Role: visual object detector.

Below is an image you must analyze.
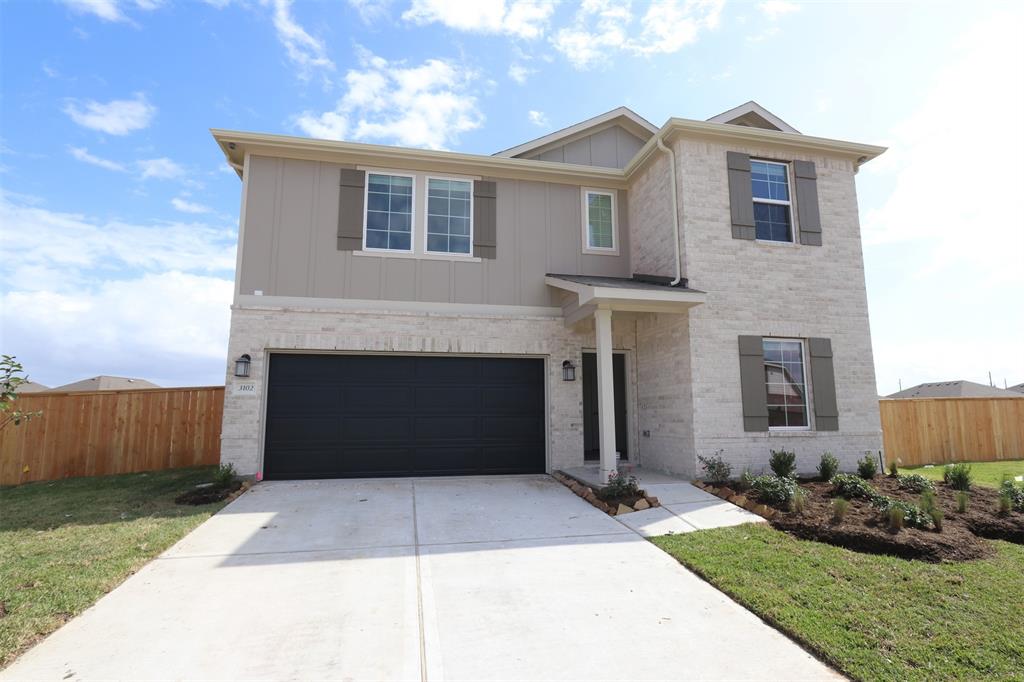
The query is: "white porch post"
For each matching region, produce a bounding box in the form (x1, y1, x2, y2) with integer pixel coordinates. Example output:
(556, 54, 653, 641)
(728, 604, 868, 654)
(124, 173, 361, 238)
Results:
(594, 307, 617, 484)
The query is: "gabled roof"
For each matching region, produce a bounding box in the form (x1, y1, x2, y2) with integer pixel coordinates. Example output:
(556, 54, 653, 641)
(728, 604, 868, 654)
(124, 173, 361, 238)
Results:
(51, 376, 161, 392)
(13, 380, 49, 394)
(1008, 382, 1024, 394)
(706, 101, 800, 134)
(493, 106, 658, 159)
(885, 380, 1022, 399)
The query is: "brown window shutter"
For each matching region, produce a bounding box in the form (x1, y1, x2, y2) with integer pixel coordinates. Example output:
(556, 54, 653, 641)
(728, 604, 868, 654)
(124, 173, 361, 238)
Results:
(738, 335, 769, 431)
(808, 337, 839, 430)
(793, 160, 822, 246)
(727, 152, 756, 240)
(473, 180, 497, 259)
(337, 169, 365, 251)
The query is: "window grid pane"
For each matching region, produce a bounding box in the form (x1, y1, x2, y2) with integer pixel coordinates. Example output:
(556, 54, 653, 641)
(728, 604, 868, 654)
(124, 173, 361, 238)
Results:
(427, 178, 472, 254)
(587, 193, 614, 249)
(750, 161, 792, 243)
(366, 173, 413, 251)
(763, 339, 808, 428)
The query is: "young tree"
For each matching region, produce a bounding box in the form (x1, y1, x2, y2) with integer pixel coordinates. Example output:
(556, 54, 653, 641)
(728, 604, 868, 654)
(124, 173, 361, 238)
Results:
(1, 355, 42, 431)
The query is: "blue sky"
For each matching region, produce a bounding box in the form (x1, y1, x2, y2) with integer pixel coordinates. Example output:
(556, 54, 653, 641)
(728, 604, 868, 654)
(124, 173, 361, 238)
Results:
(1, 0, 1021, 392)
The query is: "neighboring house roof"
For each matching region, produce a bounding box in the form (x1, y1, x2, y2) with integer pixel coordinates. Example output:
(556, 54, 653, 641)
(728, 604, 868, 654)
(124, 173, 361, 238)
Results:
(13, 380, 50, 393)
(51, 376, 161, 392)
(492, 106, 659, 159)
(1008, 382, 1024, 394)
(885, 380, 1022, 399)
(706, 101, 801, 134)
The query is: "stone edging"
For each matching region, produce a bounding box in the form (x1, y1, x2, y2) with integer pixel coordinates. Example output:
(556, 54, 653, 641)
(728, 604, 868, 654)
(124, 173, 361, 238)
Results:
(552, 471, 661, 516)
(691, 480, 777, 520)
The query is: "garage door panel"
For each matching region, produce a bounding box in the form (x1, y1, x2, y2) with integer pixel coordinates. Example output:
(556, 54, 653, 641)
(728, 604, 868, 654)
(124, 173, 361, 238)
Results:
(264, 354, 545, 479)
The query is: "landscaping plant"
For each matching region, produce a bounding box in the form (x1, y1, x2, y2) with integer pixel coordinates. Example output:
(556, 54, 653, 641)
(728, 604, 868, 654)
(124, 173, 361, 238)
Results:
(887, 457, 899, 477)
(887, 505, 905, 531)
(930, 508, 943, 532)
(997, 491, 1013, 516)
(769, 449, 797, 479)
(956, 491, 970, 513)
(817, 452, 839, 482)
(943, 462, 972, 491)
(788, 487, 807, 514)
(831, 497, 849, 523)
(0, 354, 42, 432)
(997, 479, 1024, 512)
(831, 473, 876, 500)
(750, 474, 797, 507)
(601, 471, 641, 500)
(697, 450, 732, 486)
(212, 463, 237, 488)
(857, 453, 878, 480)
(896, 473, 934, 494)
(872, 495, 931, 530)
(737, 469, 754, 492)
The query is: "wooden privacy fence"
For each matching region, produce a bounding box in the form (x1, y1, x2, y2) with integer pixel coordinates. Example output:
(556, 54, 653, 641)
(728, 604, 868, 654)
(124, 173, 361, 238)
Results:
(880, 397, 1024, 467)
(0, 386, 224, 486)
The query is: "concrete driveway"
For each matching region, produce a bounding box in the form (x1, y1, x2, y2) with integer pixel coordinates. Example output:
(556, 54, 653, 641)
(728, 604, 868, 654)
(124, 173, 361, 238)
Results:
(2, 476, 837, 681)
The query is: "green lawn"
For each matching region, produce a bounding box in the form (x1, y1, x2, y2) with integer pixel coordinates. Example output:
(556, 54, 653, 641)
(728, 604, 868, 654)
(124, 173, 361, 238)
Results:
(0, 467, 229, 668)
(901, 459, 1024, 489)
(653, 524, 1024, 682)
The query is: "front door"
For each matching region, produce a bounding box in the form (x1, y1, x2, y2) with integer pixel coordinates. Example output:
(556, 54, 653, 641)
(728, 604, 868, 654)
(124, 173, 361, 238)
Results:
(582, 352, 628, 461)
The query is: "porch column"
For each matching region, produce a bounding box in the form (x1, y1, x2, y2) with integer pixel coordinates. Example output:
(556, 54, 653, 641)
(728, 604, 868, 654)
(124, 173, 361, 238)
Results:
(594, 308, 617, 484)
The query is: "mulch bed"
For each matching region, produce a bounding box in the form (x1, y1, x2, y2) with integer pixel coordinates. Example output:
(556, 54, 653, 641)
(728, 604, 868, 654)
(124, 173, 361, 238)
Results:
(747, 476, 1023, 563)
(552, 470, 660, 515)
(174, 480, 243, 506)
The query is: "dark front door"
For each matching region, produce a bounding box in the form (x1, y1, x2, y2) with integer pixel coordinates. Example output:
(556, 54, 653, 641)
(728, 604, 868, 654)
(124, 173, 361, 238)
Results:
(263, 354, 546, 479)
(582, 352, 628, 461)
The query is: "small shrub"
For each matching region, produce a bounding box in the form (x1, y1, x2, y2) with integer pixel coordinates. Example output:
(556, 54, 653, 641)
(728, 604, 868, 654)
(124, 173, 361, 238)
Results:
(831, 473, 876, 500)
(831, 497, 849, 523)
(897, 473, 935, 494)
(737, 469, 755, 492)
(918, 489, 937, 516)
(817, 452, 839, 482)
(769, 449, 797, 479)
(788, 487, 808, 513)
(887, 505, 905, 531)
(871, 495, 931, 529)
(956, 491, 970, 514)
(887, 457, 900, 477)
(751, 474, 797, 507)
(930, 508, 944, 532)
(212, 463, 237, 488)
(697, 450, 732, 486)
(997, 491, 1013, 516)
(856, 453, 878, 480)
(601, 471, 640, 500)
(943, 462, 972, 491)
(997, 479, 1024, 512)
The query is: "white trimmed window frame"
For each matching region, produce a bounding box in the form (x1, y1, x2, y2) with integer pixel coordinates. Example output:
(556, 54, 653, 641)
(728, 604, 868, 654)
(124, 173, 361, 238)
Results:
(763, 337, 812, 432)
(362, 169, 417, 254)
(750, 159, 796, 245)
(423, 175, 475, 258)
(581, 188, 619, 255)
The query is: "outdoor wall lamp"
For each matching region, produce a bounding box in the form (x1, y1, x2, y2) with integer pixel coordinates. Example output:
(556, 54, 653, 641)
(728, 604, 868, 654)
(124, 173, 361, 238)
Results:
(234, 354, 251, 378)
(562, 360, 576, 382)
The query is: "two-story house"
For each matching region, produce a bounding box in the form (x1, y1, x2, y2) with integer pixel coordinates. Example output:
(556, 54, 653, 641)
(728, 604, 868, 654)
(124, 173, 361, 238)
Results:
(213, 101, 885, 484)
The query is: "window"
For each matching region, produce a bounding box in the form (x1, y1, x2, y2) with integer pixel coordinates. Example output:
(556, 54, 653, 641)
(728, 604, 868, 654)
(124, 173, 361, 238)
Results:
(750, 160, 792, 242)
(365, 173, 414, 251)
(763, 339, 809, 429)
(426, 177, 473, 255)
(582, 189, 617, 253)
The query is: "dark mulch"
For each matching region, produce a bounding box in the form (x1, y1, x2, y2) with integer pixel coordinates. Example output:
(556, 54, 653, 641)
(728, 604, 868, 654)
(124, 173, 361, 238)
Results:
(748, 475, 1023, 562)
(174, 480, 241, 506)
(594, 490, 648, 507)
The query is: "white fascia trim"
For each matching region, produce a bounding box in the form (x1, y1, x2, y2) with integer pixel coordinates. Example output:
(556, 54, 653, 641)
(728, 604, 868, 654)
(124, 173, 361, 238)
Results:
(543, 277, 706, 306)
(235, 294, 562, 319)
(493, 107, 658, 158)
(707, 101, 800, 134)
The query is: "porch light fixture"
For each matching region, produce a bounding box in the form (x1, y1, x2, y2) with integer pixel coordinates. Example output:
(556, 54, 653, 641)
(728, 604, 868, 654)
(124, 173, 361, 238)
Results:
(234, 354, 251, 378)
(562, 360, 576, 382)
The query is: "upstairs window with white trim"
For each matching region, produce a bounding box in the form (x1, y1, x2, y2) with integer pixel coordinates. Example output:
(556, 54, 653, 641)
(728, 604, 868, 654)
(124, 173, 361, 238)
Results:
(582, 189, 617, 253)
(751, 160, 793, 243)
(365, 173, 414, 252)
(426, 177, 473, 255)
(763, 338, 809, 429)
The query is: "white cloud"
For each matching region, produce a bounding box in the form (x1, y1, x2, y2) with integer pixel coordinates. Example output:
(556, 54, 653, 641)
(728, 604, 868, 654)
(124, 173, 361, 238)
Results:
(68, 146, 127, 172)
(758, 0, 799, 20)
(348, 0, 392, 23)
(63, 93, 156, 135)
(171, 197, 212, 214)
(552, 0, 723, 69)
(403, 0, 555, 39)
(267, 0, 335, 81)
(295, 50, 483, 150)
(527, 109, 548, 127)
(508, 62, 535, 84)
(0, 190, 236, 386)
(138, 157, 185, 180)
(860, 10, 1024, 393)
(60, 0, 162, 23)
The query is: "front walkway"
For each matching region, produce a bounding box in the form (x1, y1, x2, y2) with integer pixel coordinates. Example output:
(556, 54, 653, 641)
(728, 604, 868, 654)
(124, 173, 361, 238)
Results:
(2, 476, 836, 681)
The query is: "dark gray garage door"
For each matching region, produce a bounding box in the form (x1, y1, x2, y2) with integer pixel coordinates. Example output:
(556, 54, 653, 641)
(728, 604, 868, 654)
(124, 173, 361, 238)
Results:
(263, 354, 546, 479)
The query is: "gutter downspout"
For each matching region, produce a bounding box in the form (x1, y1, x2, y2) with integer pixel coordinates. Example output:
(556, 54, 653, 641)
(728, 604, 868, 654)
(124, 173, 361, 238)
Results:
(655, 137, 683, 286)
